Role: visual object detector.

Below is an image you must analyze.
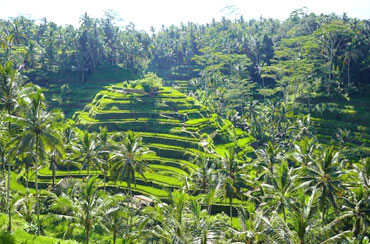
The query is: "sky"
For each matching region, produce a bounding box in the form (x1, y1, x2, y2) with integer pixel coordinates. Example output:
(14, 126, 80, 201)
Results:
(1, 0, 370, 31)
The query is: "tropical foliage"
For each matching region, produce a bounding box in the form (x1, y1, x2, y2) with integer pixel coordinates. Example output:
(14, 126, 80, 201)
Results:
(0, 9, 370, 244)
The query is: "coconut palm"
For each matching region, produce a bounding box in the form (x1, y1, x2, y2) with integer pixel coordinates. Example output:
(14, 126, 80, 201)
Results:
(190, 156, 216, 194)
(13, 192, 36, 225)
(236, 203, 267, 244)
(290, 188, 352, 244)
(299, 147, 347, 224)
(75, 176, 108, 244)
(0, 130, 7, 181)
(188, 198, 226, 244)
(141, 189, 226, 243)
(97, 126, 114, 191)
(51, 177, 108, 243)
(61, 120, 80, 177)
(78, 130, 102, 179)
(337, 186, 370, 242)
(218, 148, 247, 226)
(100, 193, 131, 244)
(343, 43, 359, 88)
(0, 178, 6, 213)
(292, 136, 317, 167)
(352, 158, 370, 189)
(261, 161, 297, 221)
(201, 173, 224, 215)
(255, 141, 283, 184)
(49, 146, 64, 189)
(9, 89, 65, 235)
(49, 178, 81, 240)
(109, 130, 153, 196)
(0, 60, 29, 232)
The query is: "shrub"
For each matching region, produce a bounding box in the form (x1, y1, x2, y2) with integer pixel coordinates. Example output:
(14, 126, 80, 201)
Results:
(139, 72, 163, 94)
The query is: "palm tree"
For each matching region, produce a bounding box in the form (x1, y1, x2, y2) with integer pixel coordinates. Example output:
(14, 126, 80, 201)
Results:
(290, 188, 352, 244)
(109, 131, 153, 196)
(343, 43, 359, 88)
(201, 173, 224, 215)
(7, 19, 28, 46)
(338, 186, 370, 242)
(243, 99, 260, 136)
(190, 156, 215, 194)
(51, 177, 108, 244)
(100, 193, 130, 244)
(292, 136, 317, 167)
(13, 192, 36, 225)
(255, 141, 283, 184)
(61, 120, 80, 177)
(236, 203, 271, 244)
(141, 190, 226, 243)
(50, 146, 64, 189)
(78, 130, 102, 179)
(97, 126, 114, 191)
(141, 196, 191, 243)
(218, 148, 246, 226)
(0, 60, 26, 232)
(188, 198, 225, 244)
(79, 176, 107, 244)
(299, 147, 347, 224)
(0, 130, 7, 180)
(352, 158, 370, 189)
(49, 178, 82, 240)
(261, 161, 297, 221)
(10, 89, 65, 235)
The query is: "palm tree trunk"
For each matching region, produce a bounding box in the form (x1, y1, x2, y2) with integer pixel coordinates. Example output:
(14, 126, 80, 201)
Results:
(87, 161, 90, 179)
(86, 213, 90, 244)
(52, 163, 55, 189)
(86, 226, 90, 244)
(26, 164, 29, 190)
(7, 156, 11, 232)
(113, 229, 117, 244)
(229, 193, 233, 227)
(81, 70, 85, 83)
(35, 136, 41, 236)
(1, 155, 5, 179)
(327, 57, 332, 96)
(7, 109, 11, 233)
(103, 172, 106, 191)
(347, 58, 350, 88)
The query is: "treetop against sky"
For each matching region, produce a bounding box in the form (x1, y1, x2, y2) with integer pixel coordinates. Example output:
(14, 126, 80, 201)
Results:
(1, 0, 370, 31)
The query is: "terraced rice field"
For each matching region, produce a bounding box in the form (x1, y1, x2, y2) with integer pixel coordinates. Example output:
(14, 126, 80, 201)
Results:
(38, 80, 254, 205)
(307, 96, 370, 159)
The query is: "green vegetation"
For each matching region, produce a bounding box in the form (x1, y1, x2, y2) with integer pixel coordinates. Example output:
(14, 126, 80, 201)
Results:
(1, 9, 370, 244)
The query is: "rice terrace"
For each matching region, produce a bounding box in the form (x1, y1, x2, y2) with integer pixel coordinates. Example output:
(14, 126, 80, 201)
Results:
(0, 2, 370, 243)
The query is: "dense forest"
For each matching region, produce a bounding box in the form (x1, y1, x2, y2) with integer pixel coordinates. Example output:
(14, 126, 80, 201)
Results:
(1, 9, 370, 244)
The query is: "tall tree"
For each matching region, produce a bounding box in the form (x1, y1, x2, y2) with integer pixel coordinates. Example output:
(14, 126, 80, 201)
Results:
(299, 147, 347, 224)
(0, 60, 24, 232)
(110, 131, 153, 196)
(78, 130, 102, 179)
(218, 149, 246, 226)
(10, 89, 65, 235)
